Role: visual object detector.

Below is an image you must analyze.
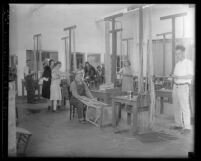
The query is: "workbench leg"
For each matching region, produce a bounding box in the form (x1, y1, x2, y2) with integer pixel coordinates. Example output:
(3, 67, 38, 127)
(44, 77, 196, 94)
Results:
(117, 103, 122, 125)
(118, 104, 121, 119)
(127, 112, 131, 125)
(160, 97, 164, 114)
(22, 82, 24, 98)
(100, 107, 103, 128)
(131, 107, 138, 135)
(112, 100, 116, 128)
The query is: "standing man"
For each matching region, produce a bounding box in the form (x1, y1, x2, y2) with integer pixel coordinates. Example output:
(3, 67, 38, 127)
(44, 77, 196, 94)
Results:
(171, 45, 194, 134)
(24, 59, 36, 103)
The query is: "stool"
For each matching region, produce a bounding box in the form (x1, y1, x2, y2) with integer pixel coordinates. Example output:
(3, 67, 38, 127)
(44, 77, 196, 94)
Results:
(16, 127, 32, 156)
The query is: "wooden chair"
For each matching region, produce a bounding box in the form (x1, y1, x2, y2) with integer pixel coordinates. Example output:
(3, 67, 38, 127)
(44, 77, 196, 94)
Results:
(69, 91, 86, 120)
(16, 127, 32, 156)
(16, 106, 19, 126)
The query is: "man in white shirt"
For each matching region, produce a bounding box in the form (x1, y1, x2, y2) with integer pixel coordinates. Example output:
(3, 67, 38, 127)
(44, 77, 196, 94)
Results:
(171, 45, 194, 135)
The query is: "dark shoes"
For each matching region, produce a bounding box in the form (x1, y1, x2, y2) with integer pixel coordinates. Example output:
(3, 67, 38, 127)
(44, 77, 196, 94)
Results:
(78, 118, 87, 124)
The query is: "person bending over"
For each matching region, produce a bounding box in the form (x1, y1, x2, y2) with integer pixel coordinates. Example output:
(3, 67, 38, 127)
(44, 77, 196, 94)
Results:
(70, 72, 94, 123)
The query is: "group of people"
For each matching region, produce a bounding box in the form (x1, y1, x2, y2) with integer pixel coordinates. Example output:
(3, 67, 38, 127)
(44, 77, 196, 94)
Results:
(24, 44, 194, 131)
(24, 59, 104, 121)
(117, 45, 194, 134)
(41, 59, 96, 123)
(74, 62, 105, 89)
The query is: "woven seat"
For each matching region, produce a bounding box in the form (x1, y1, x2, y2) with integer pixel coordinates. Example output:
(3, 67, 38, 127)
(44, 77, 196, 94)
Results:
(16, 127, 32, 156)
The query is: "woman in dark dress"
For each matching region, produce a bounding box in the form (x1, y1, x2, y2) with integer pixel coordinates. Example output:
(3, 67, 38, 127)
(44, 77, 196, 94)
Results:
(42, 59, 55, 109)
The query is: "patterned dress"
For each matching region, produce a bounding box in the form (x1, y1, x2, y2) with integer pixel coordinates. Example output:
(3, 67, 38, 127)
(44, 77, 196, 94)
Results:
(50, 68, 62, 101)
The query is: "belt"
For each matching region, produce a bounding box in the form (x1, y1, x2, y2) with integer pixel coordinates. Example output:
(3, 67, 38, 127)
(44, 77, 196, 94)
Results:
(174, 82, 190, 86)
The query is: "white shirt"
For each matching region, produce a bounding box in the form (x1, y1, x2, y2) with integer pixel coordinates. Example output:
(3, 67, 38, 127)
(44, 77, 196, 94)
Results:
(173, 58, 194, 84)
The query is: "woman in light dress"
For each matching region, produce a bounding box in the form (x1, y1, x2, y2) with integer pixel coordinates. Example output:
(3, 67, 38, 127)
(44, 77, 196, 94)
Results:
(118, 60, 134, 94)
(118, 60, 134, 125)
(50, 61, 67, 112)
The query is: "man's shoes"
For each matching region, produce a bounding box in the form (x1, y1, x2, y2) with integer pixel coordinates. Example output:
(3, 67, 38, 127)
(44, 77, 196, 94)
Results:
(79, 118, 87, 124)
(170, 126, 183, 130)
(180, 129, 191, 135)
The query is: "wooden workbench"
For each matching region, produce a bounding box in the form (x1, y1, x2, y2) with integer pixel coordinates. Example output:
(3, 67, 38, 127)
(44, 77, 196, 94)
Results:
(112, 95, 150, 135)
(90, 88, 122, 104)
(155, 89, 172, 114)
(78, 96, 109, 127)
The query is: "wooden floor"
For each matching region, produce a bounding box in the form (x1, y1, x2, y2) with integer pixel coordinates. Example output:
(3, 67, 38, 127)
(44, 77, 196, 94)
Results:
(16, 96, 194, 157)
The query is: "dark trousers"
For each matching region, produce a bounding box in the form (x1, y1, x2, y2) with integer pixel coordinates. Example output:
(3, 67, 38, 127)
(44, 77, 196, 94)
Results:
(70, 96, 86, 119)
(25, 75, 35, 103)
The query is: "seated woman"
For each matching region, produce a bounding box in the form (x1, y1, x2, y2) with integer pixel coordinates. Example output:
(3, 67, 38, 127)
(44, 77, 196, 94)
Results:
(70, 72, 94, 123)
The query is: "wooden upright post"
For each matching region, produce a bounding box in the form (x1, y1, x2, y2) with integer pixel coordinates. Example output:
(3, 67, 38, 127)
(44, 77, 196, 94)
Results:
(160, 12, 187, 73)
(111, 19, 117, 83)
(104, 13, 123, 85)
(33, 34, 42, 81)
(61, 36, 69, 77)
(104, 20, 111, 83)
(138, 7, 144, 93)
(64, 25, 76, 72)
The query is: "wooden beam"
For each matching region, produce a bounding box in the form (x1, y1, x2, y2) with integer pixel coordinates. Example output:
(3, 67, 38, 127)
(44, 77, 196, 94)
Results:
(33, 33, 42, 38)
(109, 28, 123, 33)
(61, 36, 69, 40)
(160, 12, 187, 20)
(104, 13, 123, 21)
(122, 37, 133, 41)
(156, 32, 172, 37)
(64, 25, 76, 31)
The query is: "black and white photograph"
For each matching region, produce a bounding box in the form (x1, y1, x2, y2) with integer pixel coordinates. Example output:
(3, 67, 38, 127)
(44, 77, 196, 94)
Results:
(7, 4, 195, 157)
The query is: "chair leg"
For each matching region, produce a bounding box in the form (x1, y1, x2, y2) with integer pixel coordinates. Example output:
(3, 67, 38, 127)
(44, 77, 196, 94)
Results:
(73, 106, 75, 118)
(23, 134, 31, 155)
(70, 105, 72, 120)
